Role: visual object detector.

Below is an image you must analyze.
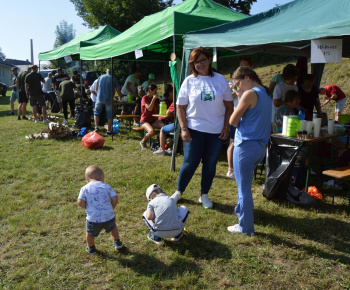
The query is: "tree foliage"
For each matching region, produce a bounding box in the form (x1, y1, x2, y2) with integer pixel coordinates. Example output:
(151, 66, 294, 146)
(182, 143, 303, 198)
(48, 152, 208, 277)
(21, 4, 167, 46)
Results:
(70, 0, 173, 32)
(214, 0, 257, 15)
(54, 20, 76, 48)
(0, 47, 6, 61)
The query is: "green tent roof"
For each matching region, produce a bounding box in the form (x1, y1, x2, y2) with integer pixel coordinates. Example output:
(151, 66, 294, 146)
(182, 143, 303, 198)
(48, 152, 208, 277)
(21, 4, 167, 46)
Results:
(183, 0, 350, 57)
(38, 25, 121, 61)
(80, 0, 247, 61)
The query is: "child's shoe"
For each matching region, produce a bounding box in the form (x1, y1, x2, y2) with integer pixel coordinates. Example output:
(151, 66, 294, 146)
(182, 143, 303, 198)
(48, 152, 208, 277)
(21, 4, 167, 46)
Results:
(86, 245, 96, 255)
(114, 240, 124, 250)
(147, 232, 164, 244)
(171, 190, 182, 203)
(171, 231, 183, 242)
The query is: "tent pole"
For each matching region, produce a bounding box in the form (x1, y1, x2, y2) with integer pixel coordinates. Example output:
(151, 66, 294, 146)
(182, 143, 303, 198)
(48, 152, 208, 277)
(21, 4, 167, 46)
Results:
(170, 34, 177, 171)
(79, 59, 83, 104)
(111, 57, 114, 141)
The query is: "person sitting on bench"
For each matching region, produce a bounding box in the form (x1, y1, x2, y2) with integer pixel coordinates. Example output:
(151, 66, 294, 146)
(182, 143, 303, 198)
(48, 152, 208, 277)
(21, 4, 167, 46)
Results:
(139, 84, 164, 149)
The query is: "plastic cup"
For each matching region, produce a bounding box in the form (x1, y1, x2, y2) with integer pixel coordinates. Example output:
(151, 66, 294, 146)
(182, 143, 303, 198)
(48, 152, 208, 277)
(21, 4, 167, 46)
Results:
(306, 121, 313, 135)
(313, 118, 322, 137)
(282, 115, 289, 135)
(328, 119, 335, 134)
(299, 120, 307, 131)
(313, 113, 318, 120)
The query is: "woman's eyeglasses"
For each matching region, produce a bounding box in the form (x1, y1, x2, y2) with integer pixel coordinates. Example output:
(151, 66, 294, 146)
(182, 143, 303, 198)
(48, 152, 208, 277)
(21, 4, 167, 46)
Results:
(194, 58, 208, 66)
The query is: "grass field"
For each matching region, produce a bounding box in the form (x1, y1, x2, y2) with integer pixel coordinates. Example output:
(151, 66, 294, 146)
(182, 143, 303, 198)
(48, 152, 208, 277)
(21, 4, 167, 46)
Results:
(1, 62, 350, 288)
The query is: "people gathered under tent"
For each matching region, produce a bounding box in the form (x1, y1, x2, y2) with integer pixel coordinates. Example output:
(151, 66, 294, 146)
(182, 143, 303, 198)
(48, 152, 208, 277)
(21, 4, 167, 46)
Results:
(272, 64, 299, 124)
(139, 84, 164, 149)
(274, 90, 305, 133)
(319, 84, 347, 122)
(141, 74, 156, 93)
(298, 74, 323, 121)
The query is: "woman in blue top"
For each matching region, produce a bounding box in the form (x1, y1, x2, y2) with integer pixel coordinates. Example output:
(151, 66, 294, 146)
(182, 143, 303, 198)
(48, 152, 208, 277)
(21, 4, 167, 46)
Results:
(228, 66, 272, 235)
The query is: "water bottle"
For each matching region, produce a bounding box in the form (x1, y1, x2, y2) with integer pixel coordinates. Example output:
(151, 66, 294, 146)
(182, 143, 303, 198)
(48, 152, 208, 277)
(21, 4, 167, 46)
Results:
(112, 119, 119, 134)
(159, 102, 167, 115)
(298, 109, 305, 120)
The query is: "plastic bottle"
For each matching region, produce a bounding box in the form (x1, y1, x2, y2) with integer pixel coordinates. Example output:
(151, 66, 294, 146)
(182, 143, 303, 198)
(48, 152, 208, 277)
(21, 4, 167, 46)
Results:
(298, 109, 305, 120)
(112, 119, 119, 134)
(159, 102, 167, 115)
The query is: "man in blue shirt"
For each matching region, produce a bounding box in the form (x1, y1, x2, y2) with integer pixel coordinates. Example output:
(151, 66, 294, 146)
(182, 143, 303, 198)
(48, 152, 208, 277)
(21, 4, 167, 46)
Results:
(94, 69, 122, 134)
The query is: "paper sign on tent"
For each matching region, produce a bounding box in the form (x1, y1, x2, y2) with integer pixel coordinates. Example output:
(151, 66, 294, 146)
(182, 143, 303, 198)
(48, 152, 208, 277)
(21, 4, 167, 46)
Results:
(311, 39, 342, 63)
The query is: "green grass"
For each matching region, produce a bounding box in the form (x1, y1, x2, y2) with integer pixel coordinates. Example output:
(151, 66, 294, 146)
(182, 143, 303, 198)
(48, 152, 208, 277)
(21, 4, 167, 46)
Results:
(1, 61, 350, 288)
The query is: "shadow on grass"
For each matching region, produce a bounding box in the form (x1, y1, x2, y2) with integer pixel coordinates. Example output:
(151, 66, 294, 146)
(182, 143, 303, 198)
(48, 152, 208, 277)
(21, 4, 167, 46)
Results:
(255, 208, 350, 264)
(96, 233, 232, 279)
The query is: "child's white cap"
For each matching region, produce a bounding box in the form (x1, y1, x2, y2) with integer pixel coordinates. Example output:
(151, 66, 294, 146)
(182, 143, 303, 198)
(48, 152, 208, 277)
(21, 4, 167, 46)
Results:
(146, 184, 162, 200)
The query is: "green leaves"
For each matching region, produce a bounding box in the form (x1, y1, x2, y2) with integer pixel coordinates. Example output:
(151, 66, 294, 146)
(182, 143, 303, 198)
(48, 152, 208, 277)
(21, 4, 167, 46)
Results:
(70, 0, 174, 32)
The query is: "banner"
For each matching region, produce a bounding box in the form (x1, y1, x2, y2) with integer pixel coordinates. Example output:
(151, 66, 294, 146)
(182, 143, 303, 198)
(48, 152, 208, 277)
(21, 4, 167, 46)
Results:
(311, 39, 342, 63)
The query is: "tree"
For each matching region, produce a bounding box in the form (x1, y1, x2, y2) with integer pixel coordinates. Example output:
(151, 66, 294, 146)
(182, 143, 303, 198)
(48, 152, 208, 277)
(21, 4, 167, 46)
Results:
(213, 0, 257, 15)
(70, 0, 173, 32)
(54, 20, 76, 48)
(0, 47, 6, 61)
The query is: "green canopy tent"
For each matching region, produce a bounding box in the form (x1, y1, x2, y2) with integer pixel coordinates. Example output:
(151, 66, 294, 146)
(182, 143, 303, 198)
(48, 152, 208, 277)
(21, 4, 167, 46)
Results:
(78, 0, 247, 166)
(181, 0, 350, 83)
(79, 0, 247, 62)
(38, 25, 121, 61)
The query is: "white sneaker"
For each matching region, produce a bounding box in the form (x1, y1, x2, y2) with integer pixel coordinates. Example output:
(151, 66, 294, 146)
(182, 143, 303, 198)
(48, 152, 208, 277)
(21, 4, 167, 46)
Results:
(227, 224, 254, 235)
(226, 169, 235, 180)
(199, 194, 213, 209)
(140, 141, 147, 149)
(62, 120, 68, 124)
(119, 121, 124, 126)
(133, 122, 139, 126)
(35, 120, 39, 124)
(153, 149, 165, 155)
(43, 119, 50, 123)
(171, 191, 182, 203)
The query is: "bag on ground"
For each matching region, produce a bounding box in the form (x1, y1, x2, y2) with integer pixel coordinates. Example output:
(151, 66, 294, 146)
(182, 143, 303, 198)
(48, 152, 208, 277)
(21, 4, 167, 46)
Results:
(81, 131, 105, 149)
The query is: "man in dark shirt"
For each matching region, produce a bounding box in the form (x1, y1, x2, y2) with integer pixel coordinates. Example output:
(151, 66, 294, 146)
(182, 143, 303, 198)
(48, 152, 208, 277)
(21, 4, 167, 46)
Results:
(52, 67, 68, 113)
(8, 67, 18, 116)
(59, 76, 80, 124)
(16, 66, 32, 120)
(25, 65, 49, 123)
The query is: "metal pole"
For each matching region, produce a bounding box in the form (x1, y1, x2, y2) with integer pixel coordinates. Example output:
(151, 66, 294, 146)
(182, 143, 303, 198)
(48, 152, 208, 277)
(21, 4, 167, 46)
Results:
(111, 57, 114, 141)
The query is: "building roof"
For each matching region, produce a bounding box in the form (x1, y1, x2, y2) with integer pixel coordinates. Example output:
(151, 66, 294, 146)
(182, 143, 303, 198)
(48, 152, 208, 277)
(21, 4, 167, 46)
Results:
(0, 59, 14, 68)
(5, 58, 31, 66)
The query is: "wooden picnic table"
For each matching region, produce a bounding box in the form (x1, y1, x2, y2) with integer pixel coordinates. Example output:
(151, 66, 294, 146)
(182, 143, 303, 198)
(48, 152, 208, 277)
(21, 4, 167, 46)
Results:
(116, 114, 140, 132)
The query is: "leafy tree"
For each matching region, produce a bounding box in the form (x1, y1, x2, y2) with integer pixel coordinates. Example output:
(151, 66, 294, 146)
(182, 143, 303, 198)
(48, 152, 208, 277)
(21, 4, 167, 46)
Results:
(211, 0, 257, 15)
(0, 47, 6, 61)
(54, 20, 76, 48)
(70, 0, 173, 32)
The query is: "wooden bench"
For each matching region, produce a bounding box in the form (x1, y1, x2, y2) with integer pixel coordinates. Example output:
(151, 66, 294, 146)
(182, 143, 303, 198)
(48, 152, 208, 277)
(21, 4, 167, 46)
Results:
(322, 166, 350, 211)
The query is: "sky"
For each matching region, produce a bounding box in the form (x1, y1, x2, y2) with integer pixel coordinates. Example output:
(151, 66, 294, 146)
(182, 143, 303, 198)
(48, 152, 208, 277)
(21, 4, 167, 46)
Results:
(1, 0, 293, 65)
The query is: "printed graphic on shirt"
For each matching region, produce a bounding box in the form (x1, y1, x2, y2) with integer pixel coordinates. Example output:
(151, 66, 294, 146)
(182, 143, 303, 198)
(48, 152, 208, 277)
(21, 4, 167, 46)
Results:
(201, 88, 215, 101)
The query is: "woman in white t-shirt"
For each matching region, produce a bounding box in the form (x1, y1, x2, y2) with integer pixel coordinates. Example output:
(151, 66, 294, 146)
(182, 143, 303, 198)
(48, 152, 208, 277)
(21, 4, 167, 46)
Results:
(171, 47, 234, 209)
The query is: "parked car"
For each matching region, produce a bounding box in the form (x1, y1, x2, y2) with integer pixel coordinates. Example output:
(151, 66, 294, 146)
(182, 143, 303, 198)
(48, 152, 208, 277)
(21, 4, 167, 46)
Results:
(82, 71, 102, 89)
(0, 82, 7, 97)
(38, 69, 67, 80)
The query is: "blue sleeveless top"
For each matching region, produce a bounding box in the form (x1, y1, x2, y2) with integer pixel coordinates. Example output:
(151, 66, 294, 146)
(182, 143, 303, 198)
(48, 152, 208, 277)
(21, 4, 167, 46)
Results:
(234, 87, 272, 146)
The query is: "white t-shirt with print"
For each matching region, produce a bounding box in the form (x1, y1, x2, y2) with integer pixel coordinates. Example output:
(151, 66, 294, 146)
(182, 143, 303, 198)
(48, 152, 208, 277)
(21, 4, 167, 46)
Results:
(121, 74, 140, 96)
(78, 181, 117, 223)
(177, 72, 232, 134)
(271, 81, 298, 122)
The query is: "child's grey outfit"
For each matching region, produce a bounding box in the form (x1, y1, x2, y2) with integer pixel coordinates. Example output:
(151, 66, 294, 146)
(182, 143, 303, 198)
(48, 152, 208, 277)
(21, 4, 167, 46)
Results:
(142, 193, 189, 238)
(78, 181, 117, 236)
